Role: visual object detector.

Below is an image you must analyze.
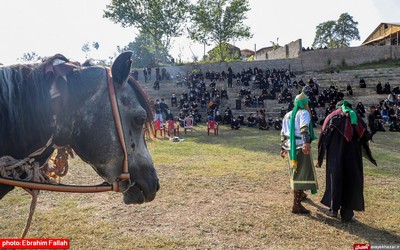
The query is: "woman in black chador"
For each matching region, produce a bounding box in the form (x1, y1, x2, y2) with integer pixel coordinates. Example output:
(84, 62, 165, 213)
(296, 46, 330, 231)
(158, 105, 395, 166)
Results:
(316, 100, 377, 222)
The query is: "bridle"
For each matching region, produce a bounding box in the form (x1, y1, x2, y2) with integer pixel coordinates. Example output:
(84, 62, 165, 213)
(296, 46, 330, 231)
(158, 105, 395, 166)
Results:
(0, 67, 132, 193)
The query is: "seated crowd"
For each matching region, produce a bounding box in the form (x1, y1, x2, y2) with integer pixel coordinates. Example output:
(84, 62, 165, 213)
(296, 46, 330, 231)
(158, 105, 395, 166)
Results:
(149, 66, 400, 136)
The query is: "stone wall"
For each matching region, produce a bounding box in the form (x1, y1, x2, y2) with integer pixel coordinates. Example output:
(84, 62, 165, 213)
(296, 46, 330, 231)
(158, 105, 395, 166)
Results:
(265, 39, 302, 60)
(287, 39, 302, 58)
(160, 45, 400, 78)
(299, 46, 400, 71)
(267, 46, 287, 60)
(162, 58, 303, 79)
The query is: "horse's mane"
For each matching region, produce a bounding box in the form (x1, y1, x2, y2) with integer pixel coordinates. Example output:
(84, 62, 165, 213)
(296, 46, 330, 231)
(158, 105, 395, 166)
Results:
(0, 55, 68, 156)
(128, 77, 154, 130)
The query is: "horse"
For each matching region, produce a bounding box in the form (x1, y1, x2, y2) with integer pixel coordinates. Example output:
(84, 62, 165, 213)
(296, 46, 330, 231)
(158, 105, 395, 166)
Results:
(0, 51, 159, 210)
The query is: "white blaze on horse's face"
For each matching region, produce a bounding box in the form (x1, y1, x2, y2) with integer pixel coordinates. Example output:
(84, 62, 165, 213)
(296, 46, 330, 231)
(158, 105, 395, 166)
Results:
(64, 52, 159, 204)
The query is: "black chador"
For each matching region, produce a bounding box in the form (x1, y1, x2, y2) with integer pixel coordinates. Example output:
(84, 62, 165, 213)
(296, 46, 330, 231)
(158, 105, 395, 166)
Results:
(317, 106, 376, 222)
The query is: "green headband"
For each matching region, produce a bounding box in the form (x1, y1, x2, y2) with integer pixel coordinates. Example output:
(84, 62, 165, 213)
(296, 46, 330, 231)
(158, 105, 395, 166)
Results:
(341, 100, 357, 124)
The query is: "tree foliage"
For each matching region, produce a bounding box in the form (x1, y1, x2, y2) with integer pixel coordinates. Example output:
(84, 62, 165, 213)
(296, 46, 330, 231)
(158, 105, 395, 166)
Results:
(18, 52, 42, 62)
(118, 32, 155, 68)
(188, 0, 252, 62)
(81, 41, 100, 59)
(104, 0, 189, 64)
(312, 13, 360, 49)
(208, 43, 241, 62)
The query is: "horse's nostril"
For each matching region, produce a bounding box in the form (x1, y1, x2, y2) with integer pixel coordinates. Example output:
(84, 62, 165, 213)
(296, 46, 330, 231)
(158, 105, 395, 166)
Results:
(131, 143, 135, 151)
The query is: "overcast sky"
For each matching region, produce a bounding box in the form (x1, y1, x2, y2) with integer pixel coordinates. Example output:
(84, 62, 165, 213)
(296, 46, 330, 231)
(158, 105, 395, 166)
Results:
(1, 0, 399, 65)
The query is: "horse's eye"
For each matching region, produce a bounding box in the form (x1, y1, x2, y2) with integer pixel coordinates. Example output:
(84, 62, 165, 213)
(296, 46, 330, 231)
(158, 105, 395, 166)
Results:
(134, 115, 146, 125)
(121, 96, 130, 106)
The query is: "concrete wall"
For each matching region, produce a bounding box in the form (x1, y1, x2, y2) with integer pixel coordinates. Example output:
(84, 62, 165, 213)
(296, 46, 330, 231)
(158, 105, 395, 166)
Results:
(160, 45, 400, 77)
(300, 45, 400, 71)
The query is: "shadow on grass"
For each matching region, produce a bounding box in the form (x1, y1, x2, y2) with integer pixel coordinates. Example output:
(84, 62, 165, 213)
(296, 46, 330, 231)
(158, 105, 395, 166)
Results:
(305, 199, 400, 244)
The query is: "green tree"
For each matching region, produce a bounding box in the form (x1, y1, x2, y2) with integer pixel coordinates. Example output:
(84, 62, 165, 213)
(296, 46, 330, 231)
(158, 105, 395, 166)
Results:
(312, 21, 337, 48)
(335, 13, 360, 47)
(118, 32, 155, 68)
(208, 42, 240, 62)
(104, 0, 189, 65)
(189, 0, 252, 62)
(312, 13, 360, 49)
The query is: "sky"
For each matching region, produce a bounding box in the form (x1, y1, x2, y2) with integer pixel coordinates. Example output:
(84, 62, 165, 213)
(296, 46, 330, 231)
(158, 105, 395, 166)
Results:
(1, 0, 399, 66)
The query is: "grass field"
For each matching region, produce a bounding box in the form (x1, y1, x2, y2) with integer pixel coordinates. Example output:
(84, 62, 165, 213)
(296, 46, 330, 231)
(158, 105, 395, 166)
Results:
(0, 125, 399, 249)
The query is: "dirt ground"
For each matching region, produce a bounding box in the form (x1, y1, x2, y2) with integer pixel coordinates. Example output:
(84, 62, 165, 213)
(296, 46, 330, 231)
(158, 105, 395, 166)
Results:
(1, 129, 400, 249)
(0, 153, 400, 249)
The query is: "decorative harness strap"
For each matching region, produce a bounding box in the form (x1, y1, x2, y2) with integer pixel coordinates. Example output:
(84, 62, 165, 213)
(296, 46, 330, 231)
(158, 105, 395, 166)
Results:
(106, 68, 131, 191)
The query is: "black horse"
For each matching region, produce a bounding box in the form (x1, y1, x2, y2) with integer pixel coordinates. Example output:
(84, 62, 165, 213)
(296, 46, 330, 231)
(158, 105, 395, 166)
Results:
(0, 51, 159, 204)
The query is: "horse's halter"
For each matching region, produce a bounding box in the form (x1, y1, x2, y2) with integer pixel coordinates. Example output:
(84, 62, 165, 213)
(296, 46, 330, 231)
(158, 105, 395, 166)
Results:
(105, 68, 133, 192)
(0, 67, 133, 193)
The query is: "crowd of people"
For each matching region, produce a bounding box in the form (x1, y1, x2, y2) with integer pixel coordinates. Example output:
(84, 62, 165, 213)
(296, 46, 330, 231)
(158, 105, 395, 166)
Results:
(150, 66, 292, 132)
(144, 65, 400, 135)
(143, 64, 397, 224)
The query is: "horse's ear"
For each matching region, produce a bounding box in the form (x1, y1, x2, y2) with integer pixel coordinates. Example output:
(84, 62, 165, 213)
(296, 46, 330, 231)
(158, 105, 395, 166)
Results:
(111, 51, 133, 85)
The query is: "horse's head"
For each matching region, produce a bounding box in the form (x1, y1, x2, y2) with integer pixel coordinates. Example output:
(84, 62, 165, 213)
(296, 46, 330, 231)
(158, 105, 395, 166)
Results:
(53, 52, 159, 204)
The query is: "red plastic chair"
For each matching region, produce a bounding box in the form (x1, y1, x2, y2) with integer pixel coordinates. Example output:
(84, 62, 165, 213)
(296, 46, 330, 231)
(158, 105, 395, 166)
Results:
(167, 120, 180, 137)
(207, 120, 219, 136)
(153, 120, 165, 137)
(183, 117, 194, 134)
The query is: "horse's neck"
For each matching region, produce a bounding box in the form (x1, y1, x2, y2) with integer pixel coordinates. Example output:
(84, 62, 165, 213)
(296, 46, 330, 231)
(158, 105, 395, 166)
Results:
(0, 65, 54, 160)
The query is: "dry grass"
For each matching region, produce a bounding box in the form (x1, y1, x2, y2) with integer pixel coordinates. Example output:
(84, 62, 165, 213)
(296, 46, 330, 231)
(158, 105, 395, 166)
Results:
(0, 125, 399, 249)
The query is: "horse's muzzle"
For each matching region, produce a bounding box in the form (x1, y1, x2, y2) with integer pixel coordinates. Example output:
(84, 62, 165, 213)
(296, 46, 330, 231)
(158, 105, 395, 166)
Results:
(122, 179, 159, 204)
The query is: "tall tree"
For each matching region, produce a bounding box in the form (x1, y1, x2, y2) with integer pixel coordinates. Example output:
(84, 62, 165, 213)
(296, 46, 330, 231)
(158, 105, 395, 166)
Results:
(104, 0, 189, 64)
(189, 0, 252, 62)
(312, 21, 338, 49)
(312, 13, 360, 49)
(335, 13, 360, 47)
(118, 32, 155, 68)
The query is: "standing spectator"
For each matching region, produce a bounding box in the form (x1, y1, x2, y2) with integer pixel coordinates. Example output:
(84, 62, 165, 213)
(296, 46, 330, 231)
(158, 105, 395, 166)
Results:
(132, 69, 139, 81)
(227, 72, 233, 88)
(317, 100, 377, 222)
(147, 66, 152, 80)
(161, 68, 167, 80)
(156, 67, 161, 80)
(143, 68, 148, 83)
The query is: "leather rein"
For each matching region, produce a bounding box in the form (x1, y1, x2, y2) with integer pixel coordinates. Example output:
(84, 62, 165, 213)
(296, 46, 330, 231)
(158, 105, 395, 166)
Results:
(0, 67, 131, 193)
